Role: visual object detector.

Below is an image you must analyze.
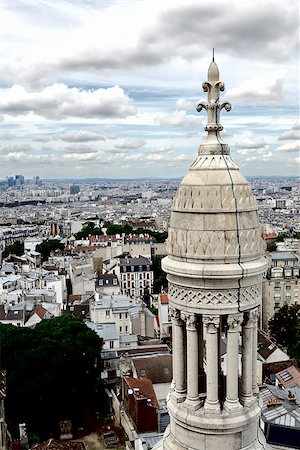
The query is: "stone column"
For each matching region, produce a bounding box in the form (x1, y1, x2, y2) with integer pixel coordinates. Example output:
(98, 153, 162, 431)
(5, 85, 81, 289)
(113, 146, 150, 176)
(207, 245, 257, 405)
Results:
(224, 313, 243, 413)
(251, 308, 259, 395)
(203, 315, 220, 413)
(182, 312, 200, 410)
(240, 312, 255, 407)
(170, 307, 186, 402)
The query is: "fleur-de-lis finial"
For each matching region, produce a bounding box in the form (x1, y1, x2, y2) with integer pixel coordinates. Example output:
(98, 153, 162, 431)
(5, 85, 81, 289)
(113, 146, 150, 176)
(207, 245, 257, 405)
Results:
(196, 53, 232, 155)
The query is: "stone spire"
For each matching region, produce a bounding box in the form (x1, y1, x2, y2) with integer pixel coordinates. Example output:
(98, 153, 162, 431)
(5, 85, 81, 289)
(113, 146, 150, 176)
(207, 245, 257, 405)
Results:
(153, 58, 269, 450)
(196, 54, 231, 155)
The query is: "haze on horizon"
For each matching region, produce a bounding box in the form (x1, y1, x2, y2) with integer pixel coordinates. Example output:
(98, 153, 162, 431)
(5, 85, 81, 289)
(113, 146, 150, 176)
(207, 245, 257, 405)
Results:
(0, 0, 299, 179)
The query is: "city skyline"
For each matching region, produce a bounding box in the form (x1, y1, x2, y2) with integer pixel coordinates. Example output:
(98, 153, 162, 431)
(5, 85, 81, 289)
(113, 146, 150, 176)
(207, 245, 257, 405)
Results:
(0, 0, 299, 179)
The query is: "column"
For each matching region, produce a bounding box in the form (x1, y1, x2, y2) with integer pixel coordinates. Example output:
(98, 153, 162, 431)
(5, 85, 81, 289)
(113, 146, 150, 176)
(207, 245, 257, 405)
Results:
(251, 308, 259, 395)
(203, 315, 220, 413)
(224, 313, 243, 413)
(182, 312, 200, 410)
(240, 312, 255, 407)
(170, 307, 186, 402)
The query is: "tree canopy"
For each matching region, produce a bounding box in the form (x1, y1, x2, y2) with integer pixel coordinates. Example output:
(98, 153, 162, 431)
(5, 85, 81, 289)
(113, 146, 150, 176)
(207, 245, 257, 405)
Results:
(2, 240, 24, 258)
(0, 315, 103, 440)
(36, 239, 64, 261)
(268, 304, 300, 363)
(74, 223, 103, 240)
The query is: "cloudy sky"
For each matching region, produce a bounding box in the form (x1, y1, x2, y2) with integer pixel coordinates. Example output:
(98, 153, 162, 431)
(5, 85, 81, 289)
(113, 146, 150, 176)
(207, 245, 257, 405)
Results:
(0, 0, 299, 179)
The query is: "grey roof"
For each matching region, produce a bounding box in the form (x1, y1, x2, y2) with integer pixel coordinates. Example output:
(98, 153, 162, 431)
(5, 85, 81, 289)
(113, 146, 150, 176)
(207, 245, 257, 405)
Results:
(93, 294, 135, 310)
(271, 252, 298, 261)
(139, 432, 164, 450)
(120, 256, 151, 266)
(119, 334, 138, 344)
(86, 322, 118, 341)
(260, 385, 300, 429)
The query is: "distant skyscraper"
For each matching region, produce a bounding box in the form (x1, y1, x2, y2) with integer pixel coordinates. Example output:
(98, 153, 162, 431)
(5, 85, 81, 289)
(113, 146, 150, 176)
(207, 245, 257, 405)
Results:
(154, 58, 269, 449)
(70, 185, 80, 195)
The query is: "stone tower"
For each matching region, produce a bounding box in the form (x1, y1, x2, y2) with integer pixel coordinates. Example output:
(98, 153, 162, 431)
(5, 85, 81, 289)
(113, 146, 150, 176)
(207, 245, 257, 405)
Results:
(154, 58, 268, 449)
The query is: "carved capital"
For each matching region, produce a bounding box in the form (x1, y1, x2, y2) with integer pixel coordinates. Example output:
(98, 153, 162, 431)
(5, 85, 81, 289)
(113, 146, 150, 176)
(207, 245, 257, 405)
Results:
(227, 313, 243, 330)
(181, 312, 197, 330)
(249, 307, 259, 324)
(203, 315, 220, 333)
(169, 307, 182, 326)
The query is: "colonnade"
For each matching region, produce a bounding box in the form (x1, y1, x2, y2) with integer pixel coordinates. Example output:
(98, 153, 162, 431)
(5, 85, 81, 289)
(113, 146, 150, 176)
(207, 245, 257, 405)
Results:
(170, 307, 259, 413)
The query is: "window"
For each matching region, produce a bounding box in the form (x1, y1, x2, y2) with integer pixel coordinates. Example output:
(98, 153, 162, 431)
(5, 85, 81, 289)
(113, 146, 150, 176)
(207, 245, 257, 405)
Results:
(163, 367, 170, 374)
(119, 326, 122, 333)
(106, 310, 110, 317)
(99, 280, 103, 286)
(131, 266, 134, 272)
(110, 341, 114, 349)
(139, 265, 142, 272)
(119, 313, 122, 319)
(125, 326, 128, 332)
(125, 313, 128, 319)
(140, 369, 146, 376)
(113, 279, 117, 285)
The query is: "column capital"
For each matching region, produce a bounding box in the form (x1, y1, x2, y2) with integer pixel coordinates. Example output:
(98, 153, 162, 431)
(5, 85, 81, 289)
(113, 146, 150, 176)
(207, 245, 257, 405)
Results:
(181, 312, 197, 330)
(249, 307, 259, 323)
(169, 307, 182, 326)
(227, 313, 243, 331)
(203, 315, 220, 333)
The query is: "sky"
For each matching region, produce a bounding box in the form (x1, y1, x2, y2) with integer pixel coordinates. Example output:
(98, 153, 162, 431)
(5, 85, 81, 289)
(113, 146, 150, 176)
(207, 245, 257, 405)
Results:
(0, 0, 299, 179)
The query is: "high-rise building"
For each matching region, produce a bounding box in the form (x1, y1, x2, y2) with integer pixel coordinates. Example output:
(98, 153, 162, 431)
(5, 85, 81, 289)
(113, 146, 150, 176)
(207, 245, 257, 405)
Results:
(154, 59, 268, 449)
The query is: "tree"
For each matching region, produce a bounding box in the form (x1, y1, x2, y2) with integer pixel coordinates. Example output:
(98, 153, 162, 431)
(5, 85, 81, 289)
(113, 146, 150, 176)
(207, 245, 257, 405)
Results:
(268, 304, 300, 350)
(0, 315, 103, 440)
(2, 240, 24, 258)
(74, 224, 103, 240)
(266, 242, 277, 252)
(36, 239, 64, 261)
(106, 224, 133, 235)
(152, 256, 167, 294)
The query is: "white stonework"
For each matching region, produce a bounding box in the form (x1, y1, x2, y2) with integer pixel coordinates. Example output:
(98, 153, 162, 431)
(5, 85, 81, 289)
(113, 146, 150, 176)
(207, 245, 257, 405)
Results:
(153, 58, 269, 450)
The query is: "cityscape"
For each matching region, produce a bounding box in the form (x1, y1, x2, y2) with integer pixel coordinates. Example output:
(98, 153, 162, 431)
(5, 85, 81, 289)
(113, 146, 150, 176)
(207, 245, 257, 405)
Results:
(0, 1, 299, 450)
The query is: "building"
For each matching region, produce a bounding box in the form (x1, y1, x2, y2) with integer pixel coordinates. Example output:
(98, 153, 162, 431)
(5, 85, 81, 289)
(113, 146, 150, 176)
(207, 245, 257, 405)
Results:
(262, 265, 299, 330)
(154, 59, 268, 449)
(119, 256, 153, 297)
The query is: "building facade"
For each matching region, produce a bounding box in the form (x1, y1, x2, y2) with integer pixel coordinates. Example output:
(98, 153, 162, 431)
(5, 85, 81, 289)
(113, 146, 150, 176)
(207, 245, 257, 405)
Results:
(154, 59, 268, 449)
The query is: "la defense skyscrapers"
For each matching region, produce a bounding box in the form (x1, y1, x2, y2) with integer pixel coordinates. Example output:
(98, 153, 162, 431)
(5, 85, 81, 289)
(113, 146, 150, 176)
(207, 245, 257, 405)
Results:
(154, 59, 269, 449)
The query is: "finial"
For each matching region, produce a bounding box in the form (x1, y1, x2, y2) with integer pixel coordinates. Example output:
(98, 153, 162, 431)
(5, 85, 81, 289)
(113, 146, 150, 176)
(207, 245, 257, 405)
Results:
(196, 56, 232, 155)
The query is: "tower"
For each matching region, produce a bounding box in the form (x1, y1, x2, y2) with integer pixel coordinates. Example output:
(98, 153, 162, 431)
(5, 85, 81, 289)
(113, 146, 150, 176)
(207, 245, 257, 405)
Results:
(154, 58, 268, 449)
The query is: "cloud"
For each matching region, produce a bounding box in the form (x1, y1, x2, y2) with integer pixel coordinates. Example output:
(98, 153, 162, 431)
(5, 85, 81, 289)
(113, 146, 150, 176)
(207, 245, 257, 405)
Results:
(236, 135, 267, 150)
(278, 123, 300, 140)
(59, 130, 106, 142)
(114, 138, 146, 150)
(227, 69, 288, 104)
(176, 98, 193, 111)
(236, 133, 272, 161)
(156, 110, 200, 128)
(64, 143, 99, 154)
(276, 142, 300, 153)
(57, 2, 298, 76)
(0, 84, 137, 119)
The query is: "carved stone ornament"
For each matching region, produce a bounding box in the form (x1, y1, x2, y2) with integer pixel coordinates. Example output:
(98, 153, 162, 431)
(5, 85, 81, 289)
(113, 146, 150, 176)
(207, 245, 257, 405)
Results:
(180, 311, 197, 329)
(203, 315, 220, 332)
(249, 307, 260, 323)
(227, 313, 243, 330)
(169, 306, 182, 325)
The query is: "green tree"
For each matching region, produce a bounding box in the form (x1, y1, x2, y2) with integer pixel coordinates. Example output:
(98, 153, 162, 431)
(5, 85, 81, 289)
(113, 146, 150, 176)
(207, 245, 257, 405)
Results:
(2, 240, 24, 258)
(106, 224, 133, 235)
(74, 224, 103, 240)
(268, 304, 300, 350)
(36, 239, 64, 261)
(152, 256, 167, 294)
(266, 242, 277, 252)
(0, 315, 103, 440)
